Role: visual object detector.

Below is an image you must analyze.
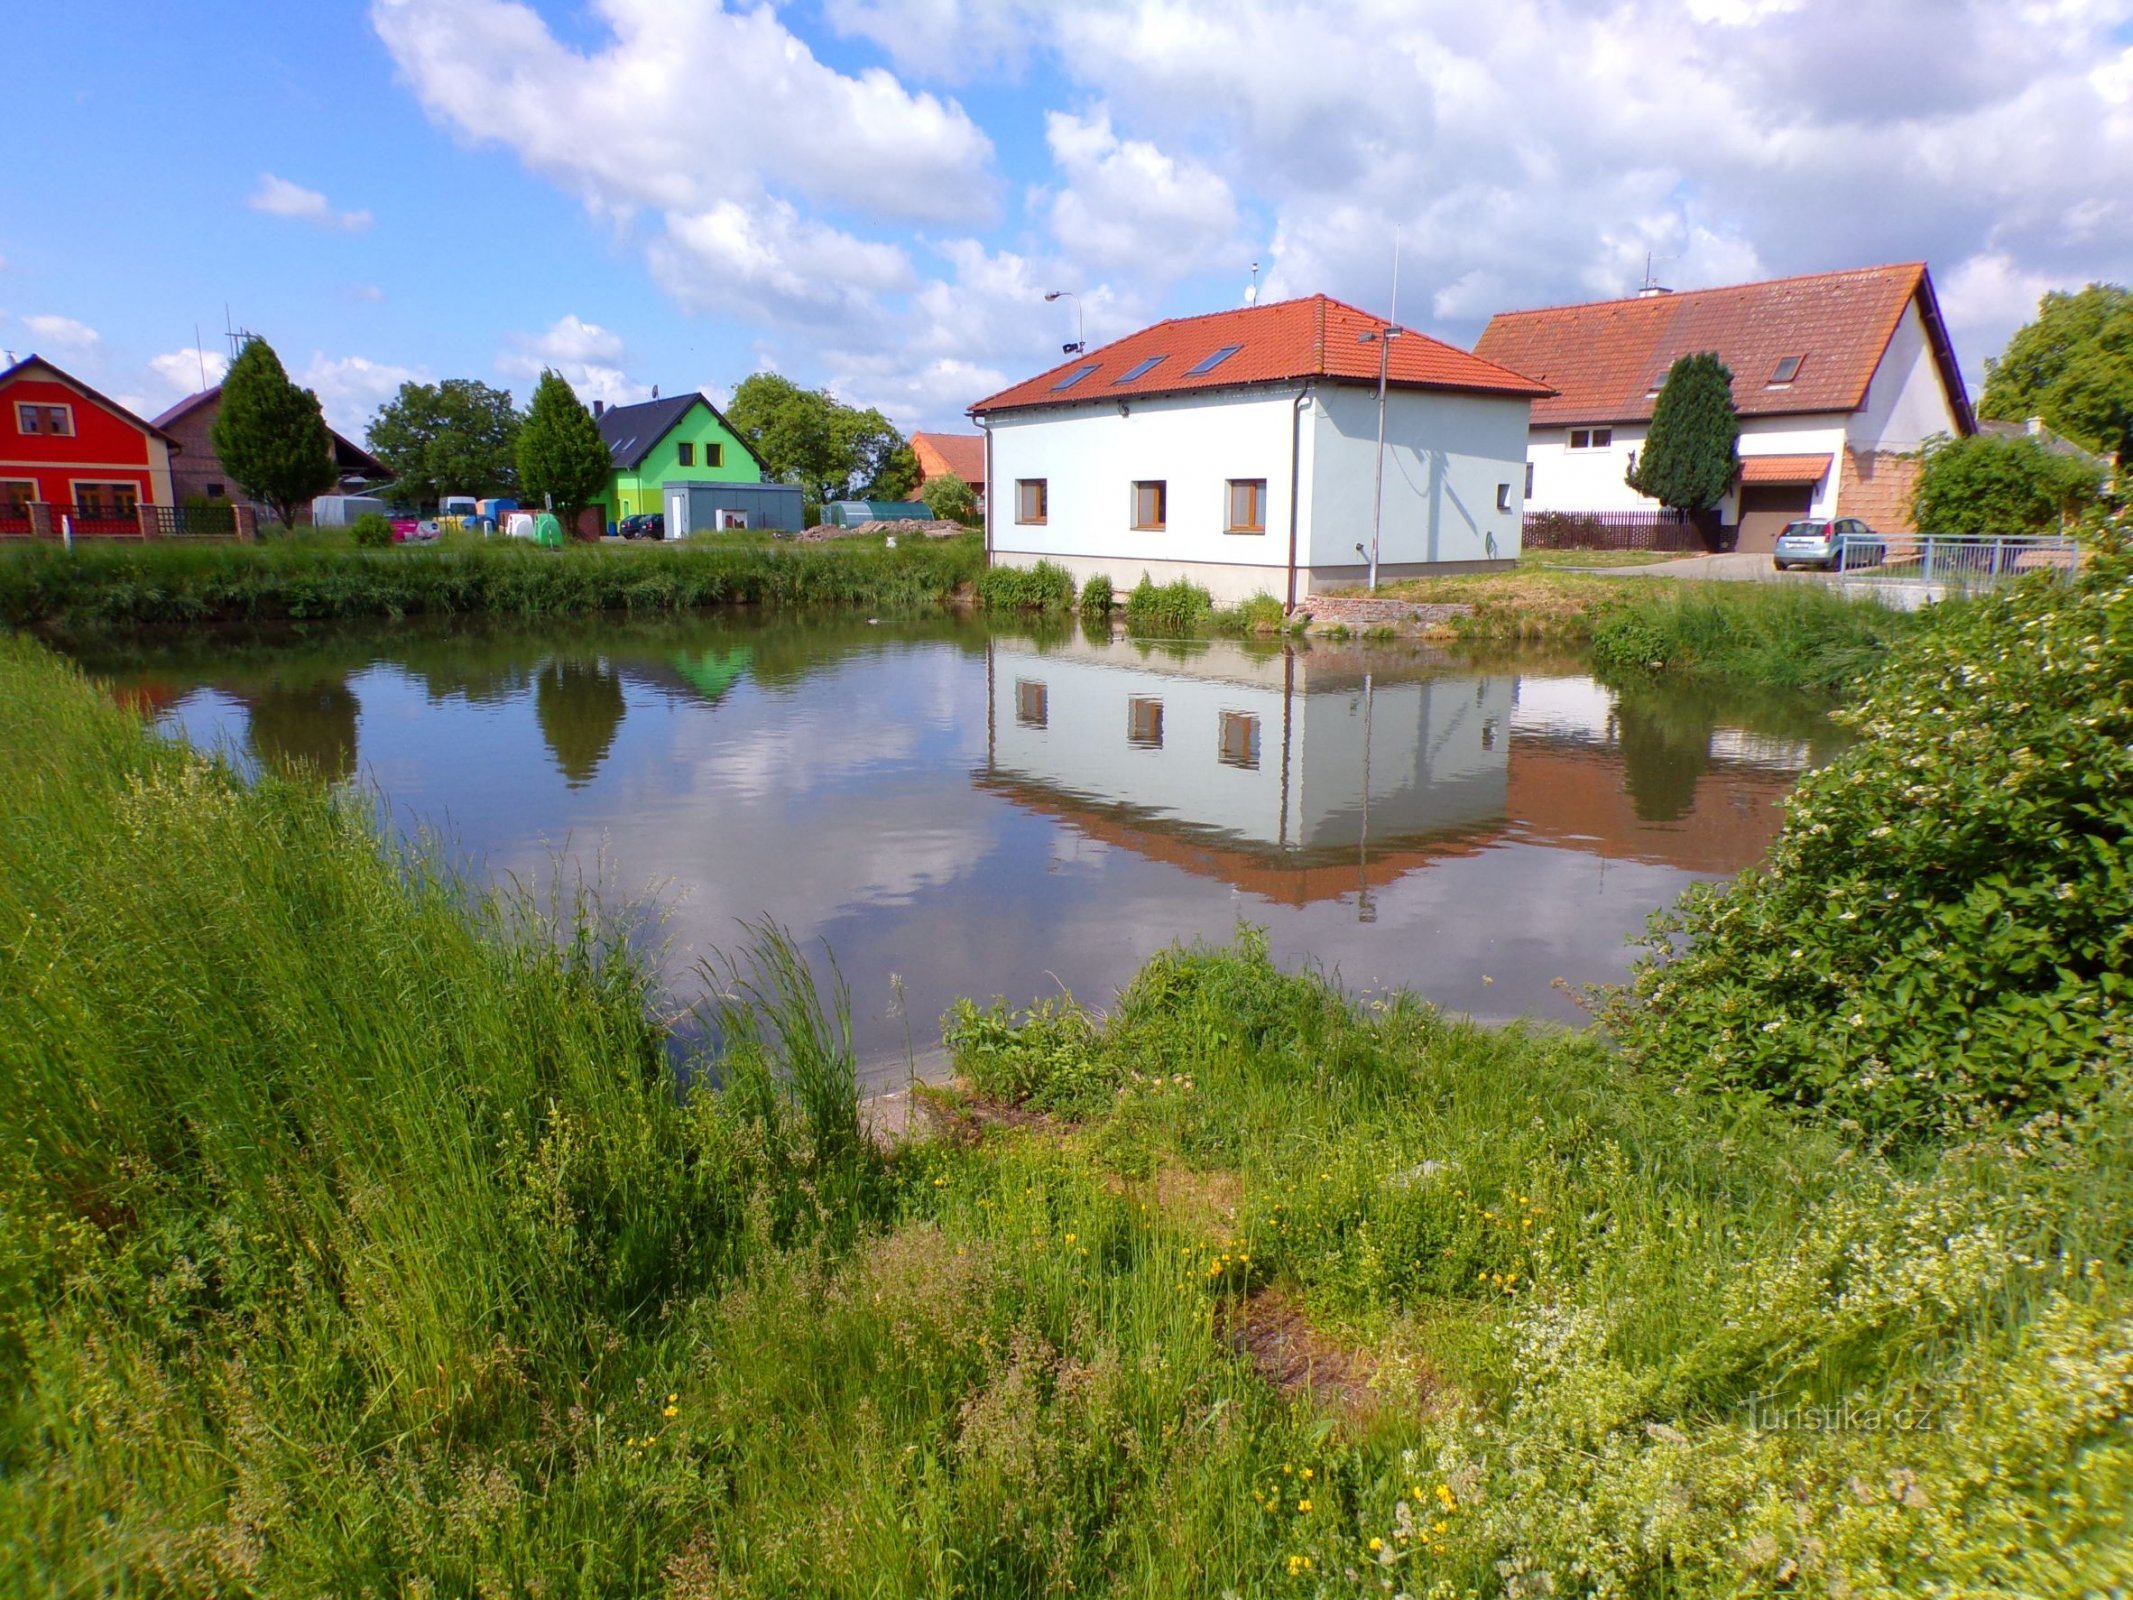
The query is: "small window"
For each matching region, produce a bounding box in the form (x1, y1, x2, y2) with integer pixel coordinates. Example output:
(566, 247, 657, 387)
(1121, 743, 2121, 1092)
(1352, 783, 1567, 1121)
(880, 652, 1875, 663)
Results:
(1217, 711, 1261, 770)
(0, 480, 35, 517)
(205, 482, 224, 498)
(1645, 375, 1666, 397)
(677, 442, 694, 466)
(1226, 478, 1266, 533)
(1051, 363, 1101, 391)
(1114, 355, 1165, 384)
(1524, 461, 1534, 497)
(74, 482, 139, 518)
(1496, 483, 1512, 512)
(1016, 479, 1048, 524)
(1568, 427, 1613, 450)
(1015, 679, 1048, 729)
(15, 402, 72, 436)
(707, 442, 723, 467)
(1769, 355, 1803, 384)
(1127, 697, 1164, 749)
(1132, 480, 1167, 531)
(1185, 344, 1244, 376)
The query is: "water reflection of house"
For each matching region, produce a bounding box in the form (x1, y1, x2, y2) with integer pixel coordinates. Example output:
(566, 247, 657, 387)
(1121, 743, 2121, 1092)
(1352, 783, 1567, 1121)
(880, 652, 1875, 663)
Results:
(982, 638, 1514, 908)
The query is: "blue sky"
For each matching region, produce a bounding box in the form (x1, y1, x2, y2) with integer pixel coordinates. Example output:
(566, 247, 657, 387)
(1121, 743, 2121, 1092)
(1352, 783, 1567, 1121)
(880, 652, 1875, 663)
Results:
(5, 1, 2131, 438)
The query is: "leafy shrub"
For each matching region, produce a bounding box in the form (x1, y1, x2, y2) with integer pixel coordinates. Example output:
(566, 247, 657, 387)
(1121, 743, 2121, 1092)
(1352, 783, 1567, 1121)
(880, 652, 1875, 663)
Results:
(1589, 609, 1671, 673)
(942, 994, 1116, 1112)
(918, 471, 980, 525)
(350, 512, 394, 548)
(1607, 527, 2133, 1137)
(975, 558, 1075, 612)
(1078, 572, 1115, 615)
(1123, 573, 1213, 636)
(1229, 591, 1287, 634)
(1910, 431, 2102, 535)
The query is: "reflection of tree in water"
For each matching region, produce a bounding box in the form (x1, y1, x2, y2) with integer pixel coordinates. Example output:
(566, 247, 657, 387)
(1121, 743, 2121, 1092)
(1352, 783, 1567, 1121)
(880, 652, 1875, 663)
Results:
(1612, 691, 1710, 823)
(535, 658, 626, 787)
(243, 679, 360, 783)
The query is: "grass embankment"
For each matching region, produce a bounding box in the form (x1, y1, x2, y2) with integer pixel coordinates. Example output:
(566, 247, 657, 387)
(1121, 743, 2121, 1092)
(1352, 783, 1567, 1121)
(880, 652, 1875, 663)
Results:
(0, 532, 984, 630)
(1386, 569, 1921, 695)
(5, 592, 2130, 1593)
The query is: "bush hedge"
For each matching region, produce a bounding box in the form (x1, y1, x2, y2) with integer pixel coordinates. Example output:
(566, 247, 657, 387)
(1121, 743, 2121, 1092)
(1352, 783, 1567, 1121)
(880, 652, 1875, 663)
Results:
(1123, 573, 1213, 636)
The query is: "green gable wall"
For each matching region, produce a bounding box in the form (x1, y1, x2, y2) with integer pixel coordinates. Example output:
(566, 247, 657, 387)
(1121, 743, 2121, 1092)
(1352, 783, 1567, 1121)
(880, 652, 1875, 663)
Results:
(600, 399, 762, 523)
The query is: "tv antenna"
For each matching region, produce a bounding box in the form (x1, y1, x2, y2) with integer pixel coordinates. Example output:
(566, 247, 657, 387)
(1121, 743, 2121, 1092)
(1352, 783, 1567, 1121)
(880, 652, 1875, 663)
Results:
(1245, 260, 1260, 305)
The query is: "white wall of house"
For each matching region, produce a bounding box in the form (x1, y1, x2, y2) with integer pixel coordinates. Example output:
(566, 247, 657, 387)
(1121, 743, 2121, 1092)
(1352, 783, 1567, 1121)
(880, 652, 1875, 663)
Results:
(1847, 300, 1961, 452)
(1525, 413, 1854, 520)
(1304, 385, 1528, 577)
(984, 381, 1527, 604)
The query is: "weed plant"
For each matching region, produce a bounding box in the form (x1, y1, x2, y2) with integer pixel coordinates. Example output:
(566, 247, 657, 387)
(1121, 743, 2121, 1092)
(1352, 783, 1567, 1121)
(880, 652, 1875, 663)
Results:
(1124, 573, 1215, 636)
(0, 533, 984, 630)
(974, 558, 1076, 612)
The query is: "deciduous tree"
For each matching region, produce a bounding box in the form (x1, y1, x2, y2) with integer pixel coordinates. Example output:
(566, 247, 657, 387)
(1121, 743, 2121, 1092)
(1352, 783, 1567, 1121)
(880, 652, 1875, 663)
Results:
(367, 379, 522, 506)
(211, 338, 338, 527)
(515, 371, 612, 523)
(1981, 283, 2133, 467)
(918, 470, 979, 524)
(1626, 352, 1739, 517)
(727, 373, 917, 503)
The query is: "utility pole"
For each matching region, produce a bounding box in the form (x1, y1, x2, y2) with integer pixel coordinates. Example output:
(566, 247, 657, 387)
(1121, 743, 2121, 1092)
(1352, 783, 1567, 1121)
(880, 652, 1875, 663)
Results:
(1356, 323, 1405, 592)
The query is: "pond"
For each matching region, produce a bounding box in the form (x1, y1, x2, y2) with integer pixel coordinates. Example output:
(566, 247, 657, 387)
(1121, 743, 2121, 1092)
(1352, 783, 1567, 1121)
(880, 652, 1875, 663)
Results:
(68, 613, 1847, 1085)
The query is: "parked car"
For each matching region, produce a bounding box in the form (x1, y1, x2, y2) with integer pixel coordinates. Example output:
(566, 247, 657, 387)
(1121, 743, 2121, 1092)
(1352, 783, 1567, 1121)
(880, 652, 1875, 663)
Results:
(620, 512, 665, 541)
(1773, 517, 1884, 571)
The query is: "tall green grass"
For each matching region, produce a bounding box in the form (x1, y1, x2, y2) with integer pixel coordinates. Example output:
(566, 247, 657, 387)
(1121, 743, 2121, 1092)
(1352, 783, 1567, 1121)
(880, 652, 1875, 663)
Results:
(0, 533, 984, 630)
(2, 624, 2125, 1595)
(1591, 580, 1922, 694)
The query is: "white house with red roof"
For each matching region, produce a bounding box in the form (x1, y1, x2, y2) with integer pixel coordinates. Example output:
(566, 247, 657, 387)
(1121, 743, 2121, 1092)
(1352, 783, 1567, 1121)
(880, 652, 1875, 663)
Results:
(1473, 263, 1974, 550)
(969, 295, 1548, 607)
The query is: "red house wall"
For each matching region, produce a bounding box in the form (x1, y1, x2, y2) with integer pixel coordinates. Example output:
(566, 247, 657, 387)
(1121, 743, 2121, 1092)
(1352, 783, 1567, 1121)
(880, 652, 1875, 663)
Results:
(1, 372, 161, 507)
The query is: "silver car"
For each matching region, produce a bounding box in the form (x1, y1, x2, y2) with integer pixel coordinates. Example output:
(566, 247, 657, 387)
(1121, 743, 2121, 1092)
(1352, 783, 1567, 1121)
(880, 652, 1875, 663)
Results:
(1773, 517, 1883, 571)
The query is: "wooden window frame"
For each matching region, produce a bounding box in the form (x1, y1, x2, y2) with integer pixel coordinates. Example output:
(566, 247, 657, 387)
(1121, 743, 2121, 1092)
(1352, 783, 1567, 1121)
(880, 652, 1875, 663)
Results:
(1225, 478, 1267, 534)
(1132, 479, 1167, 532)
(0, 479, 35, 517)
(71, 480, 140, 518)
(1016, 478, 1048, 524)
(15, 401, 74, 437)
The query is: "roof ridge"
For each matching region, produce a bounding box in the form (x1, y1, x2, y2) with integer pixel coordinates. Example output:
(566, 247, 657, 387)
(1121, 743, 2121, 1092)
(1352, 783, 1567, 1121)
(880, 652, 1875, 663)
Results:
(1488, 262, 1927, 321)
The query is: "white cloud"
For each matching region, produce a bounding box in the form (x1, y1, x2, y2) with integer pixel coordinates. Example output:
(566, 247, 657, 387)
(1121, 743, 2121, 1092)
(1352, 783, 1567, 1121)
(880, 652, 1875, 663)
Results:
(300, 354, 424, 436)
(651, 200, 917, 326)
(248, 173, 373, 231)
(148, 346, 229, 398)
(371, 0, 995, 225)
(1041, 109, 1238, 278)
(820, 0, 1042, 82)
(349, 284, 387, 303)
(498, 315, 649, 406)
(22, 314, 100, 352)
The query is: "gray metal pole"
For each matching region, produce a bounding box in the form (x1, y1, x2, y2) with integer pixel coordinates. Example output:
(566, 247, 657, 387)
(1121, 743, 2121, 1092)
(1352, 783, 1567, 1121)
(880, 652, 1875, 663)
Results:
(1370, 334, 1389, 592)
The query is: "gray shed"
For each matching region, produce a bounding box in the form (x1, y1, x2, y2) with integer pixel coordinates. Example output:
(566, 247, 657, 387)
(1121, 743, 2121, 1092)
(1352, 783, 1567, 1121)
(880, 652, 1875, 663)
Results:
(663, 481, 806, 537)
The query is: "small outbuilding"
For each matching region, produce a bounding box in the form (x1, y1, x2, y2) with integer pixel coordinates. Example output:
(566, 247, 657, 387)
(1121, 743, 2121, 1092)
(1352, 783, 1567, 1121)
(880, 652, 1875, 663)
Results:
(969, 294, 1548, 607)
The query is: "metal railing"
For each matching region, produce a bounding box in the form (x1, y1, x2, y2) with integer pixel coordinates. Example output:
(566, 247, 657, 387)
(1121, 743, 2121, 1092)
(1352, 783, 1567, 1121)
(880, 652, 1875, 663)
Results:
(1837, 532, 2081, 588)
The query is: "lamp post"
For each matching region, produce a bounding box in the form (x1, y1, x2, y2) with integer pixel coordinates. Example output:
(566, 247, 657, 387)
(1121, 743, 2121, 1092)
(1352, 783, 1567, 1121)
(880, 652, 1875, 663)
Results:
(1355, 324, 1405, 592)
(1044, 290, 1085, 354)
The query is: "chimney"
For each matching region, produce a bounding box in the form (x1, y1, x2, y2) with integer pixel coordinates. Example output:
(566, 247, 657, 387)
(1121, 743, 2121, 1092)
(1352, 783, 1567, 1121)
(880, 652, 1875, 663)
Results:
(593, 399, 605, 418)
(1636, 283, 1673, 298)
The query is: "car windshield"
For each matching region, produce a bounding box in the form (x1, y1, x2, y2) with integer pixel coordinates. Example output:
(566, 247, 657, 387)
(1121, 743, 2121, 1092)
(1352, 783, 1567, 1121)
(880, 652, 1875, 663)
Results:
(1779, 520, 1832, 539)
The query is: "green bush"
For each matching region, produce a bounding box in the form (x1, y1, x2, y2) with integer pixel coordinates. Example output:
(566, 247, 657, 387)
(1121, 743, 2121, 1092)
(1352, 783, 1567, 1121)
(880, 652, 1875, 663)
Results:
(1607, 526, 2133, 1137)
(1078, 572, 1115, 615)
(1229, 591, 1287, 634)
(974, 558, 1075, 612)
(1910, 431, 2103, 535)
(349, 511, 394, 549)
(917, 471, 980, 525)
(1589, 609, 1672, 673)
(1123, 573, 1213, 636)
(942, 994, 1116, 1113)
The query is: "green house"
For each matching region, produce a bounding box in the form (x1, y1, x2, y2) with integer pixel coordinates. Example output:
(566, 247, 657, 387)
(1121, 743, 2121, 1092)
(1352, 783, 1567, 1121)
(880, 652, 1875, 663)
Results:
(593, 394, 763, 526)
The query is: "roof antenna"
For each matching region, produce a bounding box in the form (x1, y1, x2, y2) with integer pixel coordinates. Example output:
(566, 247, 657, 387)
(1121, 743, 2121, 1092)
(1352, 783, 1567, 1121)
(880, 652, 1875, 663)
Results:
(1390, 225, 1402, 326)
(1638, 251, 1672, 298)
(1245, 260, 1260, 306)
(652, 383, 659, 399)
(195, 323, 207, 392)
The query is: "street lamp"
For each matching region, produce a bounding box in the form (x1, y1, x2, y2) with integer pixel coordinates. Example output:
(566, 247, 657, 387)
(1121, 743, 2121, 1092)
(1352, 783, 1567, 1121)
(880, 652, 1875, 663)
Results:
(1356, 324, 1405, 592)
(1045, 290, 1085, 354)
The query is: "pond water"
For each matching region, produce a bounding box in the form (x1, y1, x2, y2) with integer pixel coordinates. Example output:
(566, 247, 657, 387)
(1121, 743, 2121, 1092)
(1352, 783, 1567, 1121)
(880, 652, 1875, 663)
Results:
(69, 614, 1847, 1085)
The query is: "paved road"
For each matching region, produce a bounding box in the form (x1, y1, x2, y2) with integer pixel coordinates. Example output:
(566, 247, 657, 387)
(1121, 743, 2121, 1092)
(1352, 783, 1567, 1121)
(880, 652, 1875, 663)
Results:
(1558, 551, 1813, 582)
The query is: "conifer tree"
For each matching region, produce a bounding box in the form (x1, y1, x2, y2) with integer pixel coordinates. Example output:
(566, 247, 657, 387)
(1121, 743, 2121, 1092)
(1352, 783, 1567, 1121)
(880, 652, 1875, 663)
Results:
(211, 338, 338, 527)
(1626, 352, 1739, 517)
(515, 371, 612, 526)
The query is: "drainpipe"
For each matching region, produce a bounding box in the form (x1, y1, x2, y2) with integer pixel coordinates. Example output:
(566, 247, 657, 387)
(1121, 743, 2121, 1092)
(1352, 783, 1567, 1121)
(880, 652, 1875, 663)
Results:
(971, 410, 994, 568)
(1284, 385, 1314, 614)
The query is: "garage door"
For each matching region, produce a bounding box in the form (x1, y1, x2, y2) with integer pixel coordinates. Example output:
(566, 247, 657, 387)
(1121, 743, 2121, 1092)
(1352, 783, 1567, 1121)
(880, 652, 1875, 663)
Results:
(1736, 484, 1814, 553)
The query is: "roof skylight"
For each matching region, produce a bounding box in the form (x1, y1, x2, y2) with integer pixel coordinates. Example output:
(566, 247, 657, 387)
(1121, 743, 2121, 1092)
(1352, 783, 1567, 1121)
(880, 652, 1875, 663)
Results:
(1052, 363, 1101, 391)
(1114, 355, 1166, 384)
(1185, 344, 1244, 376)
(1769, 355, 1804, 384)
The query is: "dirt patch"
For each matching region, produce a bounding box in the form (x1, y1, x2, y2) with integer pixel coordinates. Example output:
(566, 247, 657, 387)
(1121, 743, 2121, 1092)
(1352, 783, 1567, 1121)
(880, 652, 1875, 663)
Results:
(1104, 1163, 1244, 1233)
(1222, 1288, 1413, 1422)
(910, 1082, 1062, 1145)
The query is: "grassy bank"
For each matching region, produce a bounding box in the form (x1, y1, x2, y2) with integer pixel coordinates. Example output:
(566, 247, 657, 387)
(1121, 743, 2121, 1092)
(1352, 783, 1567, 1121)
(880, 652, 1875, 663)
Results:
(0, 532, 984, 630)
(5, 599, 2129, 1594)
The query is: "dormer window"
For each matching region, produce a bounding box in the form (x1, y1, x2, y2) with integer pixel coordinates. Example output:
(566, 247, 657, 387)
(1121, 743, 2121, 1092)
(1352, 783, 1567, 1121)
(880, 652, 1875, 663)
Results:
(1768, 355, 1804, 385)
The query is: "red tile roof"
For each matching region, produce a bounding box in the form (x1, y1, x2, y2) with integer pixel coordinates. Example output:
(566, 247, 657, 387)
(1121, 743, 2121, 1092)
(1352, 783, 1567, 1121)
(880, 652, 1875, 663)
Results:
(1472, 263, 1974, 431)
(969, 294, 1550, 415)
(910, 431, 986, 485)
(1739, 453, 1833, 485)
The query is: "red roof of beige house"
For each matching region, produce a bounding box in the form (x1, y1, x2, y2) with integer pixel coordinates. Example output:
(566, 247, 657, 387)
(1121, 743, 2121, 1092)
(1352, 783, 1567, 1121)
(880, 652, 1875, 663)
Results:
(1472, 263, 1974, 432)
(910, 431, 986, 485)
(1738, 453, 1834, 485)
(969, 294, 1550, 415)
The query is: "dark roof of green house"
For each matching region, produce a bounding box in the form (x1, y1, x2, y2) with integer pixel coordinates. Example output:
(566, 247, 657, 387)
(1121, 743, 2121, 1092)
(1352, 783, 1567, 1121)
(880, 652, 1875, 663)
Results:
(596, 393, 765, 474)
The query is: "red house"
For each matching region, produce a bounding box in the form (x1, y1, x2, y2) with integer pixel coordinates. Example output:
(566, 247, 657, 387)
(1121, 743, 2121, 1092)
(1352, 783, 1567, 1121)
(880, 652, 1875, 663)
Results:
(1, 354, 178, 533)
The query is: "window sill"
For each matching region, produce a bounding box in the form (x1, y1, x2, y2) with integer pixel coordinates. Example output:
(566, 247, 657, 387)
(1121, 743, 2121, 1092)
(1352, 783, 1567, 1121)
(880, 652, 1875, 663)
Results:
(1225, 526, 1266, 536)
